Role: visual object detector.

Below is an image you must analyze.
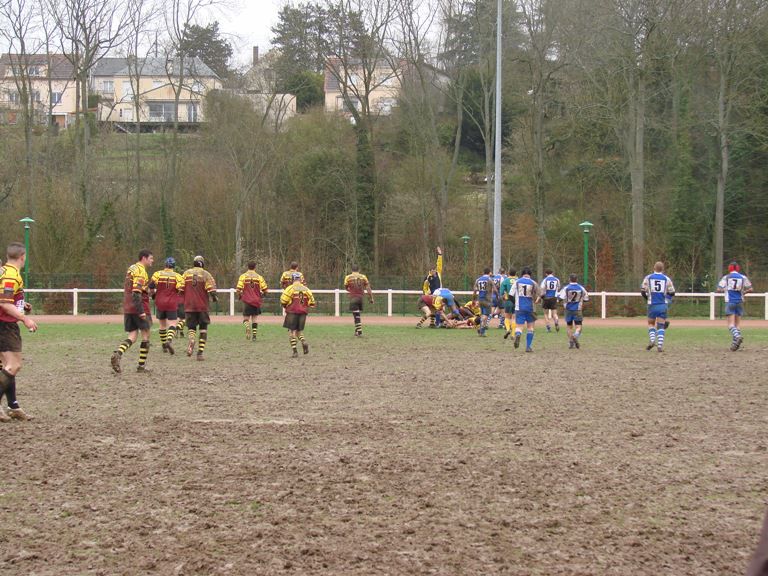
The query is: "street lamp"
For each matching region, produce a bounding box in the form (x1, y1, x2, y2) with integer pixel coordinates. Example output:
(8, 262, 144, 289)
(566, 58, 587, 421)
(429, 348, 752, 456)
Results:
(461, 235, 471, 290)
(19, 217, 34, 286)
(580, 221, 593, 289)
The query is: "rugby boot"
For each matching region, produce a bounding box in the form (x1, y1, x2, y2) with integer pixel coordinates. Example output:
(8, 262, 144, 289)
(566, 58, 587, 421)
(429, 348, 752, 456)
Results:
(8, 407, 34, 421)
(574, 336, 580, 349)
(513, 333, 521, 349)
(555, 322, 560, 332)
(302, 341, 310, 355)
(165, 341, 175, 355)
(291, 349, 299, 358)
(735, 336, 743, 350)
(568, 340, 574, 349)
(110, 351, 122, 373)
(196, 353, 205, 362)
(646, 342, 655, 351)
(186, 338, 194, 357)
(504, 330, 511, 340)
(0, 408, 11, 423)
(162, 343, 169, 353)
(657, 346, 664, 353)
(136, 365, 151, 373)
(525, 347, 533, 353)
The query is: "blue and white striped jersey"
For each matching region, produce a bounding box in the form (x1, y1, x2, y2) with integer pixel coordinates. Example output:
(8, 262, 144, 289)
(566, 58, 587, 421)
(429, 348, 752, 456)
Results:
(558, 283, 589, 311)
(717, 272, 752, 303)
(514, 277, 539, 312)
(641, 273, 675, 306)
(540, 275, 561, 298)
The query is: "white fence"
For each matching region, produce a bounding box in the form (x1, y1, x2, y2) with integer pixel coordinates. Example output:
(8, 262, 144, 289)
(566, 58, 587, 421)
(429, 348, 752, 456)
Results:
(23, 288, 768, 320)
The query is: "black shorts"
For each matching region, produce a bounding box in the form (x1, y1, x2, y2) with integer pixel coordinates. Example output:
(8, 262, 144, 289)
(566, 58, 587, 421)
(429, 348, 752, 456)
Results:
(124, 313, 151, 332)
(0, 322, 22, 353)
(156, 309, 178, 321)
(176, 304, 185, 319)
(283, 313, 307, 331)
(542, 297, 558, 310)
(349, 296, 364, 312)
(185, 311, 210, 331)
(243, 304, 262, 317)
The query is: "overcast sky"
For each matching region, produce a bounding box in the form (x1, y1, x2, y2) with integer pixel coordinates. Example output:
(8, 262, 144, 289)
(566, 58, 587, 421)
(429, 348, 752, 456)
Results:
(219, 0, 283, 68)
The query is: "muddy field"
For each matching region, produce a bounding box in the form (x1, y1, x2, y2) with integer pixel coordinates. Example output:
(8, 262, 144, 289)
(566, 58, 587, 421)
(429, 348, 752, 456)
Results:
(2, 321, 768, 575)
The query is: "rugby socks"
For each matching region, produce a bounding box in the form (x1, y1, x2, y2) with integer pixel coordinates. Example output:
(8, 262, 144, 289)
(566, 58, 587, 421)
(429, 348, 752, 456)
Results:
(177, 319, 186, 335)
(167, 325, 177, 343)
(117, 339, 133, 355)
(138, 340, 149, 367)
(429, 315, 435, 327)
(648, 328, 656, 344)
(290, 335, 298, 352)
(504, 318, 512, 332)
(416, 316, 426, 327)
(353, 312, 362, 335)
(656, 328, 665, 349)
(729, 326, 742, 342)
(252, 323, 258, 339)
(3, 373, 18, 410)
(159, 329, 167, 345)
(526, 332, 534, 349)
(198, 331, 207, 355)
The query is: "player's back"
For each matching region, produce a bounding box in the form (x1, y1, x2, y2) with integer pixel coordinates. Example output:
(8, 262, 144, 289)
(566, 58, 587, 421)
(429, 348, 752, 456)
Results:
(719, 272, 751, 303)
(475, 274, 493, 301)
(541, 275, 560, 298)
(152, 269, 182, 310)
(643, 272, 673, 306)
(183, 268, 215, 311)
(345, 272, 369, 295)
(561, 283, 587, 310)
(514, 277, 538, 311)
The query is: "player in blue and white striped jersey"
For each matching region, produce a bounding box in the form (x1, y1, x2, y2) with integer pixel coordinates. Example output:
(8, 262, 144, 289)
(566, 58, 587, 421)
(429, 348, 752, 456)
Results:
(512, 268, 541, 352)
(540, 270, 561, 333)
(557, 274, 589, 349)
(716, 261, 753, 351)
(640, 262, 676, 352)
(472, 267, 497, 337)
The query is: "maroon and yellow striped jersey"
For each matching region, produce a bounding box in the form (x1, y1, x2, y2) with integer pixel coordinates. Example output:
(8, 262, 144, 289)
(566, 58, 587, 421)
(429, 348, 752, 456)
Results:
(0, 263, 23, 323)
(280, 269, 305, 289)
(236, 270, 268, 307)
(123, 262, 150, 315)
(181, 267, 217, 312)
(150, 268, 184, 312)
(344, 272, 370, 296)
(280, 283, 315, 314)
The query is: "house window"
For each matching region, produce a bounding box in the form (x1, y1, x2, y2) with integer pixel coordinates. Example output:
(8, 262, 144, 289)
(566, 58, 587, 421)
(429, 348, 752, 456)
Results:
(148, 102, 177, 121)
(122, 80, 133, 101)
(187, 102, 198, 122)
(152, 80, 163, 89)
(102, 80, 114, 93)
(9, 91, 20, 104)
(27, 66, 41, 76)
(32, 90, 41, 103)
(51, 92, 62, 105)
(191, 81, 203, 93)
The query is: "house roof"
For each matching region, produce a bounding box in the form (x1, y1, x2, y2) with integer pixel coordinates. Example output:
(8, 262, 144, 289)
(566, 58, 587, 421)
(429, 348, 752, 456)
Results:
(0, 53, 75, 79)
(92, 56, 219, 79)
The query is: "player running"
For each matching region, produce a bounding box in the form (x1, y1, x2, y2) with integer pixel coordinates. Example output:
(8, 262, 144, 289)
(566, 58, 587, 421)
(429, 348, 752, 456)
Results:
(512, 268, 541, 352)
(280, 273, 316, 357)
(344, 265, 374, 336)
(150, 257, 184, 354)
(641, 262, 675, 352)
(111, 249, 154, 373)
(181, 256, 218, 360)
(717, 261, 753, 351)
(540, 269, 561, 332)
(280, 262, 305, 289)
(558, 274, 589, 349)
(472, 267, 497, 337)
(236, 261, 268, 341)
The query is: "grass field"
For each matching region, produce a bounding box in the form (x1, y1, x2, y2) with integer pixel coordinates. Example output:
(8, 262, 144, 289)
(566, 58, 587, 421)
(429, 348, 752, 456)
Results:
(2, 322, 768, 575)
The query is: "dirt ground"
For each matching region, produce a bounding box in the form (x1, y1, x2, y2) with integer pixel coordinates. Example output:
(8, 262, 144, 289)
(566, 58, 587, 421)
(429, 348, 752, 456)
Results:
(1, 322, 767, 575)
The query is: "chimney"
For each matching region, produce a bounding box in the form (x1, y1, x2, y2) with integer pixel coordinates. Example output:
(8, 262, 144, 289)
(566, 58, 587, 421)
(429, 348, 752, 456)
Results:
(253, 46, 259, 66)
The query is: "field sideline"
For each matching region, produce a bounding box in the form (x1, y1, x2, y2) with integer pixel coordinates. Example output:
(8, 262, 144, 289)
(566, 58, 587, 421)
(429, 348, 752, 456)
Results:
(2, 324, 767, 575)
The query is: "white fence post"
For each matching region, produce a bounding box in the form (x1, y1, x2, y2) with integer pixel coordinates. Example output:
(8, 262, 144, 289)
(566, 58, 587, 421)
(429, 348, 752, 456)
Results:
(387, 289, 393, 317)
(229, 289, 235, 316)
(764, 293, 768, 321)
(72, 288, 78, 316)
(709, 293, 716, 321)
(601, 292, 607, 319)
(334, 289, 340, 317)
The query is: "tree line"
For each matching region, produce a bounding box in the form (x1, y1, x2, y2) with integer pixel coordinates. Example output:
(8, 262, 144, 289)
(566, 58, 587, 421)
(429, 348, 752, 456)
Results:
(1, 0, 767, 292)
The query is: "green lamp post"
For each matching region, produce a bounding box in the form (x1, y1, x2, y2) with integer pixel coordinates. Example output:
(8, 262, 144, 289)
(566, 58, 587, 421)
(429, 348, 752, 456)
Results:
(461, 235, 471, 290)
(19, 217, 34, 286)
(580, 221, 593, 289)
